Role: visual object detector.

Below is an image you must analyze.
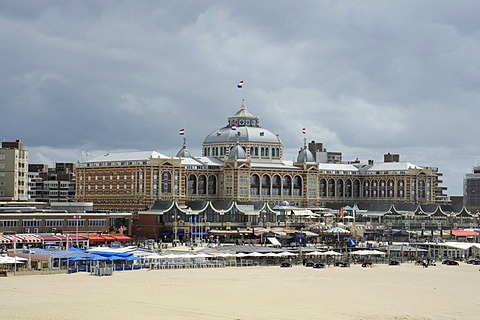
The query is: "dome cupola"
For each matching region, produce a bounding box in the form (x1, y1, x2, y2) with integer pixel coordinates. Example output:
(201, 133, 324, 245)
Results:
(296, 138, 315, 163)
(176, 138, 192, 158)
(202, 100, 284, 160)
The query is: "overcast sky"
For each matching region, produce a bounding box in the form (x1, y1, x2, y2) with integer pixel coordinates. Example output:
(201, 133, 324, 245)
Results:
(1, 1, 480, 196)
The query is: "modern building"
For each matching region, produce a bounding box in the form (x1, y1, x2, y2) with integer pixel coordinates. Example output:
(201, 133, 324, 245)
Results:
(0, 140, 29, 201)
(464, 166, 480, 213)
(74, 100, 449, 239)
(28, 163, 76, 203)
(0, 201, 132, 237)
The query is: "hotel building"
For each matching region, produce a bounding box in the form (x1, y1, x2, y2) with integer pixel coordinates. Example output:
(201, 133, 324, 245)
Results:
(74, 101, 447, 239)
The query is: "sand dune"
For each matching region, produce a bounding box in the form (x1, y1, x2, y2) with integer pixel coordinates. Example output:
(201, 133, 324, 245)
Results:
(0, 263, 479, 320)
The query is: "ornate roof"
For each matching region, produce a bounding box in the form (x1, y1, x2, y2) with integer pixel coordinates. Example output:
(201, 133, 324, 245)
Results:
(296, 139, 315, 163)
(228, 144, 247, 160)
(203, 100, 282, 145)
(176, 138, 192, 158)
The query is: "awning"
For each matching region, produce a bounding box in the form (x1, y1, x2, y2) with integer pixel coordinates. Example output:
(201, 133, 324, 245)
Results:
(39, 235, 62, 242)
(113, 235, 132, 241)
(2, 235, 23, 243)
(450, 230, 479, 237)
(65, 235, 88, 241)
(17, 234, 42, 243)
(88, 236, 106, 243)
(101, 235, 116, 241)
(0, 236, 12, 244)
(267, 237, 281, 246)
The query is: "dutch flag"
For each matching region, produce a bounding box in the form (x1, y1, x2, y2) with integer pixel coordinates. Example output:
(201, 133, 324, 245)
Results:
(179, 128, 185, 135)
(237, 81, 244, 89)
(302, 127, 307, 134)
(231, 124, 237, 131)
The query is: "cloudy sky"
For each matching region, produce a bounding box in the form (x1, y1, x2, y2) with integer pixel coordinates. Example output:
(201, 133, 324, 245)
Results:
(1, 1, 480, 196)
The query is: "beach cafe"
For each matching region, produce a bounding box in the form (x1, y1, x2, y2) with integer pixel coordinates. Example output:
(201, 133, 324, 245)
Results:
(5, 245, 145, 275)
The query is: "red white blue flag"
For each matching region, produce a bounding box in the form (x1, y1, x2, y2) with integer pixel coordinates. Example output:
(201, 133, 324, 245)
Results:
(302, 127, 307, 134)
(179, 128, 185, 135)
(231, 124, 237, 131)
(237, 81, 244, 89)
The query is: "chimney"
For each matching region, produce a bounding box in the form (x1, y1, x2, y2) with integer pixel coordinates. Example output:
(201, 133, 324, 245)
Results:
(384, 153, 400, 163)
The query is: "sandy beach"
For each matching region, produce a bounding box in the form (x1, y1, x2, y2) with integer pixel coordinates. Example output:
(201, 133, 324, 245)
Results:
(0, 263, 479, 320)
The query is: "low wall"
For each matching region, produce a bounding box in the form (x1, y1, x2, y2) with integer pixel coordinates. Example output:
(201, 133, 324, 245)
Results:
(8, 269, 67, 277)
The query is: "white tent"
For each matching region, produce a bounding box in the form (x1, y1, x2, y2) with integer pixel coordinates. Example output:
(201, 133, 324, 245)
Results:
(247, 252, 265, 257)
(320, 250, 343, 256)
(305, 251, 325, 256)
(278, 251, 298, 257)
(0, 256, 27, 264)
(350, 250, 385, 256)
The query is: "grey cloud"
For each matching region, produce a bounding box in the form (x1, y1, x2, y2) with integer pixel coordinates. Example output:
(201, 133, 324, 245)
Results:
(1, 1, 480, 195)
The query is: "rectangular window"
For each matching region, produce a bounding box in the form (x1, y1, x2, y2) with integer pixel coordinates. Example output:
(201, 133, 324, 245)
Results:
(88, 219, 106, 227)
(45, 219, 64, 227)
(0, 220, 19, 227)
(67, 219, 85, 227)
(22, 220, 41, 227)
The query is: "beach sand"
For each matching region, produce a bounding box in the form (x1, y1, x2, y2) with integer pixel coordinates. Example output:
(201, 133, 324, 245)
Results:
(0, 263, 479, 320)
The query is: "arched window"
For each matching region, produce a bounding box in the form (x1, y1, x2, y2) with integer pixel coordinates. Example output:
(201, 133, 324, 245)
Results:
(328, 178, 335, 197)
(272, 175, 281, 196)
(282, 176, 292, 196)
(207, 175, 217, 195)
(418, 179, 426, 199)
(198, 175, 207, 195)
(187, 174, 197, 195)
(293, 176, 302, 196)
(319, 178, 327, 197)
(250, 174, 260, 196)
(261, 175, 271, 195)
(353, 179, 360, 198)
(337, 179, 344, 198)
(345, 179, 352, 198)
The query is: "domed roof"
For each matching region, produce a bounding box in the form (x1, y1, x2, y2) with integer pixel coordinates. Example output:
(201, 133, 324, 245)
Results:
(176, 138, 192, 158)
(296, 139, 315, 163)
(203, 100, 282, 145)
(204, 126, 281, 145)
(228, 144, 247, 160)
(297, 147, 315, 163)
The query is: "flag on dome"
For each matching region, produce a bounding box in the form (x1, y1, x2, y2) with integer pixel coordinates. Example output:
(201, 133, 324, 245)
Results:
(179, 128, 185, 135)
(231, 124, 237, 131)
(237, 81, 244, 89)
(302, 127, 307, 134)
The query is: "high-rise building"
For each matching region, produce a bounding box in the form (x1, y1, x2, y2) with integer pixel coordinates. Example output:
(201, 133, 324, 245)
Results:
(28, 163, 76, 203)
(464, 166, 480, 213)
(0, 140, 29, 201)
